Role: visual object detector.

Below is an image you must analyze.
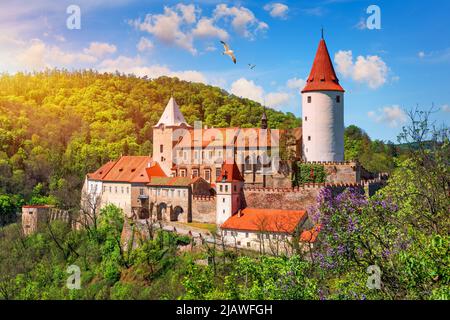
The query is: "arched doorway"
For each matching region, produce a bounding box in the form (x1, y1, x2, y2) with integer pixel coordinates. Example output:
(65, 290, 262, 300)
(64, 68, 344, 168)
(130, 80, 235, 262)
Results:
(138, 208, 150, 219)
(157, 203, 167, 221)
(171, 206, 184, 221)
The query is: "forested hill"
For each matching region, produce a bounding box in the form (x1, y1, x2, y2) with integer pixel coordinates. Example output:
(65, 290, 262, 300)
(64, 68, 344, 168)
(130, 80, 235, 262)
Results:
(0, 70, 299, 207)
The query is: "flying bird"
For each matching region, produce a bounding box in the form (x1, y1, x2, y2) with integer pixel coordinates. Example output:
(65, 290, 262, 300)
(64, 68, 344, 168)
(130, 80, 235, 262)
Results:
(220, 41, 236, 64)
(248, 63, 256, 70)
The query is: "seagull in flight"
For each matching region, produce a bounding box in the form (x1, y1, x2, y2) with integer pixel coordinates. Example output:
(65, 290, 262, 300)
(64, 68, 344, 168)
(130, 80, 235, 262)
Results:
(220, 41, 236, 64)
(248, 63, 256, 70)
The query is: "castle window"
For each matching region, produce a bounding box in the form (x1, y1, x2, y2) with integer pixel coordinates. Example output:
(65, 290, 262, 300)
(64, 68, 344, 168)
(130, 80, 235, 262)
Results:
(234, 185, 237, 192)
(205, 169, 211, 181)
(160, 144, 163, 153)
(127, 187, 129, 194)
(256, 156, 262, 173)
(245, 232, 249, 238)
(308, 136, 311, 141)
(161, 156, 164, 162)
(305, 116, 307, 121)
(220, 185, 223, 192)
(140, 188, 144, 196)
(225, 185, 229, 192)
(307, 96, 312, 103)
(109, 186, 112, 193)
(192, 169, 199, 177)
(178, 190, 181, 197)
(216, 168, 221, 178)
(180, 169, 186, 177)
(247, 242, 251, 247)
(223, 198, 225, 203)
(121, 187, 124, 194)
(336, 95, 341, 103)
(224, 231, 227, 236)
(244, 156, 252, 172)
(115, 186, 118, 193)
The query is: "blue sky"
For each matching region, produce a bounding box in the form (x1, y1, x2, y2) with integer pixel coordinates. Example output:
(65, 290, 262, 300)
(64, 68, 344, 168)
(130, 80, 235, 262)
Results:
(1, 0, 449, 142)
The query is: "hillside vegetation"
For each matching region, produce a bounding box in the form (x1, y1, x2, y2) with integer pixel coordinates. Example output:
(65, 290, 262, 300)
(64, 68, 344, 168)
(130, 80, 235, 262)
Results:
(0, 71, 299, 211)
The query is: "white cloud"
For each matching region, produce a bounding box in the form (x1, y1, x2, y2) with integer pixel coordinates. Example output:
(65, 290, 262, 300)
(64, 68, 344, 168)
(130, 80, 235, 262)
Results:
(213, 4, 268, 39)
(368, 105, 407, 127)
(12, 38, 98, 71)
(265, 92, 290, 108)
(264, 3, 289, 19)
(230, 78, 264, 103)
(192, 17, 229, 40)
(137, 37, 154, 52)
(286, 77, 306, 90)
(175, 3, 198, 24)
(334, 50, 388, 89)
(83, 42, 117, 58)
(442, 104, 450, 113)
(131, 6, 197, 55)
(355, 18, 367, 30)
(98, 55, 207, 83)
(418, 51, 426, 58)
(230, 77, 291, 109)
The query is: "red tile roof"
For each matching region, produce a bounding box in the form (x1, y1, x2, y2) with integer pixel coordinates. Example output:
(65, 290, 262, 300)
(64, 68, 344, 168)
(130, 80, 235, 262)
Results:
(145, 162, 167, 179)
(302, 39, 345, 93)
(218, 163, 244, 182)
(87, 161, 116, 180)
(147, 176, 199, 187)
(300, 224, 321, 243)
(88, 156, 160, 183)
(221, 207, 307, 234)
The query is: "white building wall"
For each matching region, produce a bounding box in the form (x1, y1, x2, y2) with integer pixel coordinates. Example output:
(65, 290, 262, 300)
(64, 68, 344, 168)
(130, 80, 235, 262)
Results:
(222, 230, 294, 254)
(302, 91, 344, 162)
(101, 182, 132, 216)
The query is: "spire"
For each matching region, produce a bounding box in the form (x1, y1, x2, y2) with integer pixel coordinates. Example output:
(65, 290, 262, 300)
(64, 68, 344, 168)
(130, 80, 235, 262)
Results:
(154, 96, 191, 127)
(301, 37, 345, 93)
(261, 107, 268, 129)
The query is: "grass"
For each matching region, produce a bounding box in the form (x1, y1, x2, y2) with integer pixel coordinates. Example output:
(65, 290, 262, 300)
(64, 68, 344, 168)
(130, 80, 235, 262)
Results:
(180, 222, 217, 233)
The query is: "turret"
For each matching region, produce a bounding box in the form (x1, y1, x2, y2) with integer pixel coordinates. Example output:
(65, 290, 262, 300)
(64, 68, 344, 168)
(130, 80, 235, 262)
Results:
(301, 34, 345, 162)
(152, 96, 191, 175)
(216, 162, 244, 225)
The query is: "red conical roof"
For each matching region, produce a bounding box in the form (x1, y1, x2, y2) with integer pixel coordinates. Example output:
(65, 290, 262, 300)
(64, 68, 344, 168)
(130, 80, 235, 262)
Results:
(302, 39, 345, 93)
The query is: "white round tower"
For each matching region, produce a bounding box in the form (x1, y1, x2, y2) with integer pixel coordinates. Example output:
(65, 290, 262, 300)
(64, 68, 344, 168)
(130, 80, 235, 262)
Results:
(301, 36, 345, 162)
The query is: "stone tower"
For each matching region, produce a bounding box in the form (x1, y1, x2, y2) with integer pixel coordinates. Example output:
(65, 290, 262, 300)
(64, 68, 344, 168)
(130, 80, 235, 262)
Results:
(152, 96, 191, 175)
(301, 36, 345, 162)
(216, 163, 245, 226)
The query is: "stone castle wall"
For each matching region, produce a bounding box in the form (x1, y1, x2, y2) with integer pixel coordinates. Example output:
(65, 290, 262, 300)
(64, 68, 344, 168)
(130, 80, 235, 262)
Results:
(22, 206, 73, 235)
(191, 195, 216, 224)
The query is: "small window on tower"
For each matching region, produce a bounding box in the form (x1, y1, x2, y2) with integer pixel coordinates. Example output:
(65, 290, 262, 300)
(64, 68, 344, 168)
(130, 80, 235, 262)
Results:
(308, 136, 311, 141)
(336, 95, 341, 103)
(305, 116, 308, 121)
(307, 96, 312, 103)
(160, 144, 163, 153)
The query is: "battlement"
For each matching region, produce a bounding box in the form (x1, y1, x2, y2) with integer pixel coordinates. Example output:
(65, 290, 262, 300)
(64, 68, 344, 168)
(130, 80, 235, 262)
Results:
(246, 179, 385, 192)
(302, 161, 358, 166)
(193, 195, 216, 201)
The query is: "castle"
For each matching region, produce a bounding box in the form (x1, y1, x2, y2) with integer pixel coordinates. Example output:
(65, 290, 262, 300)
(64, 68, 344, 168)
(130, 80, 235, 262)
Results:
(25, 36, 384, 253)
